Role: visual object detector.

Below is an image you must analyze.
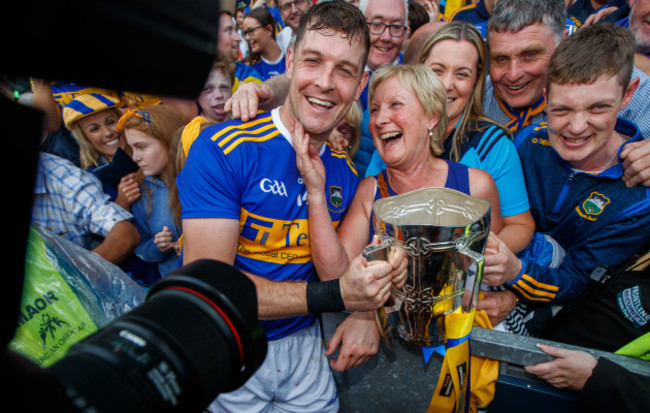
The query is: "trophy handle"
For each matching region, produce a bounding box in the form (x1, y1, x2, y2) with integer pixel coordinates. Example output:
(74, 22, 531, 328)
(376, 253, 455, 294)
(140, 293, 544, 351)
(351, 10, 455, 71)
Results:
(362, 242, 403, 313)
(456, 247, 485, 312)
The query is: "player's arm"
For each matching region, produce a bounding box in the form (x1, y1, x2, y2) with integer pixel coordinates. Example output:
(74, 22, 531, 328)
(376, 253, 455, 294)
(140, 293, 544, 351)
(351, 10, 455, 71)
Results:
(182, 217, 308, 318)
(182, 217, 394, 319)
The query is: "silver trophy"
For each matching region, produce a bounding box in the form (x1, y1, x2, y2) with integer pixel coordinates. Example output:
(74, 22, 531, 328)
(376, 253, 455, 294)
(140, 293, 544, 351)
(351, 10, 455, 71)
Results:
(366, 187, 490, 347)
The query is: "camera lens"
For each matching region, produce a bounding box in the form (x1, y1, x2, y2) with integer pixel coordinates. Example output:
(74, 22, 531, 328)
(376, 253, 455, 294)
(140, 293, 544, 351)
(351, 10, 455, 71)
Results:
(48, 259, 267, 413)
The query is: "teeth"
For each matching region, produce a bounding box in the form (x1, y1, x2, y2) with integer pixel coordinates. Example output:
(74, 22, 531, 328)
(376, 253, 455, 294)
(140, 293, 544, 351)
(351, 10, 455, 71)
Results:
(105, 139, 119, 147)
(564, 136, 588, 143)
(507, 83, 528, 91)
(307, 97, 334, 108)
(381, 131, 402, 140)
(376, 47, 390, 52)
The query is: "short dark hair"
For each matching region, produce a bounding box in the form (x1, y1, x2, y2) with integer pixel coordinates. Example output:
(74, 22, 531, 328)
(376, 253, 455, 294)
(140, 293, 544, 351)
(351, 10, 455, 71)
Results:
(407, 2, 429, 38)
(293, 0, 370, 72)
(547, 23, 635, 94)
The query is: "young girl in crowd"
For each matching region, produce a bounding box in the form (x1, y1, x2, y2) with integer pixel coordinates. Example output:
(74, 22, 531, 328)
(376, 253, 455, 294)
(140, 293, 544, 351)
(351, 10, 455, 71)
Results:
(242, 7, 286, 81)
(118, 105, 186, 279)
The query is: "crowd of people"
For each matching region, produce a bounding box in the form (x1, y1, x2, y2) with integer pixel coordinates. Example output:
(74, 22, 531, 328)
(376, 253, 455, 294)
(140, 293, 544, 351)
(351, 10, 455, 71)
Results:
(6, 0, 649, 411)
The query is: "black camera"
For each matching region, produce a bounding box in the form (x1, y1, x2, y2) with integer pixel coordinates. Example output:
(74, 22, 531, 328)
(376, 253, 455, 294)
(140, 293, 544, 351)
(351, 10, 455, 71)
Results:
(2, 2, 270, 411)
(47, 259, 267, 413)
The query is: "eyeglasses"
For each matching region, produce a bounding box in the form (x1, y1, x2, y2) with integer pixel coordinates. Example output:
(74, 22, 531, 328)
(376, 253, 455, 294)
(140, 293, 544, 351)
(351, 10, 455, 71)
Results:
(367, 21, 407, 38)
(243, 25, 264, 38)
(279, 0, 308, 13)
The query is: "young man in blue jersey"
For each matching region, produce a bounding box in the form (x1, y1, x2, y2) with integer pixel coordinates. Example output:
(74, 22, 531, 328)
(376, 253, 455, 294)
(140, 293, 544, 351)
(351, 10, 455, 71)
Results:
(178, 2, 403, 411)
(484, 0, 650, 137)
(483, 0, 650, 187)
(479, 23, 650, 336)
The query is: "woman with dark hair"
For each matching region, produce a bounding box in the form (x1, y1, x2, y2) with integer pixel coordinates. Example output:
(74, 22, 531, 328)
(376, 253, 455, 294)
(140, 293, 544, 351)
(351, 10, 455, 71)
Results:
(242, 7, 286, 80)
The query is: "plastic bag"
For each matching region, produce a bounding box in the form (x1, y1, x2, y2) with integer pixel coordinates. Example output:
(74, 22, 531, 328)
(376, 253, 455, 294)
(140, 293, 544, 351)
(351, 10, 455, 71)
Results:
(9, 225, 146, 367)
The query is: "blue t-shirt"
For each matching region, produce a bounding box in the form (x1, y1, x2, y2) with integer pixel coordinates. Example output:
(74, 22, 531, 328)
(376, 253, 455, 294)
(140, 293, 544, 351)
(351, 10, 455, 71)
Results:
(177, 108, 359, 340)
(248, 55, 286, 81)
(234, 62, 263, 92)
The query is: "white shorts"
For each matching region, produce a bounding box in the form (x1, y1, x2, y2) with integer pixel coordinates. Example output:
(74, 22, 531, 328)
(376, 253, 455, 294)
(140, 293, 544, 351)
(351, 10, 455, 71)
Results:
(207, 321, 339, 413)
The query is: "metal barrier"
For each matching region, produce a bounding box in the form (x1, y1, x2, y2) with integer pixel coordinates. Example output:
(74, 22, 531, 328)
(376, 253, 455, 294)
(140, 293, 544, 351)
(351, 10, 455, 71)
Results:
(322, 313, 650, 412)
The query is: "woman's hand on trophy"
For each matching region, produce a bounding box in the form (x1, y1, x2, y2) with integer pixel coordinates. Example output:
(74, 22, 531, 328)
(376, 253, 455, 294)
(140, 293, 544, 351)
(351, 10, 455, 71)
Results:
(340, 253, 393, 312)
(325, 311, 381, 372)
(292, 119, 326, 197)
(482, 233, 523, 287)
(388, 246, 407, 290)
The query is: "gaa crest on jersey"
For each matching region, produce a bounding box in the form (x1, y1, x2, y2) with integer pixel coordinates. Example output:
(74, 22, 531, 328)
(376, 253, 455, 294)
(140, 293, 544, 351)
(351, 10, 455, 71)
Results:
(582, 192, 610, 216)
(330, 186, 343, 207)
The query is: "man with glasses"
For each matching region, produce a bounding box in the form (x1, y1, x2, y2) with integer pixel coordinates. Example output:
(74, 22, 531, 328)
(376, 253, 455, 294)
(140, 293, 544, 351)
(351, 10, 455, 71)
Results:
(351, 0, 408, 179)
(276, 0, 311, 54)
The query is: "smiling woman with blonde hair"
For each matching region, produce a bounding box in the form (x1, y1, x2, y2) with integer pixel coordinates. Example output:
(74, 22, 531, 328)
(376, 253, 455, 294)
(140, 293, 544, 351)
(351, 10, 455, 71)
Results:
(367, 21, 535, 255)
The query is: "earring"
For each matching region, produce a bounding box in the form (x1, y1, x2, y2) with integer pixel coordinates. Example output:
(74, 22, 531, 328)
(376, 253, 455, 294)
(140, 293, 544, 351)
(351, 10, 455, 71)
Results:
(428, 128, 433, 138)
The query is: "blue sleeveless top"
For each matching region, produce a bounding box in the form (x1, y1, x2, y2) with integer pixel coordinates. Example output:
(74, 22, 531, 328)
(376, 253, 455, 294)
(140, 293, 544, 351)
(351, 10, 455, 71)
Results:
(368, 159, 470, 241)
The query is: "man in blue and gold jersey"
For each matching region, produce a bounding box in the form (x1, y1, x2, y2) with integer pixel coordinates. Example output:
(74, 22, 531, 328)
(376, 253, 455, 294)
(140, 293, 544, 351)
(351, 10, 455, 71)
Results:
(178, 2, 400, 411)
(480, 24, 650, 337)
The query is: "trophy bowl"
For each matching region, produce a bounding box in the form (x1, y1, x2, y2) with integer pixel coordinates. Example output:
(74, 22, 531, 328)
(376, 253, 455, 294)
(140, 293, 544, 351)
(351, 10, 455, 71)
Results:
(372, 187, 490, 346)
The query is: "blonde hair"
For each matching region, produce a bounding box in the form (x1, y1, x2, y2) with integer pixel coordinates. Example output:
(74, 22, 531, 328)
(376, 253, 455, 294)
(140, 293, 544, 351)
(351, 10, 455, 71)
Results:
(369, 64, 448, 156)
(71, 107, 123, 169)
(419, 21, 499, 161)
(171, 119, 216, 227)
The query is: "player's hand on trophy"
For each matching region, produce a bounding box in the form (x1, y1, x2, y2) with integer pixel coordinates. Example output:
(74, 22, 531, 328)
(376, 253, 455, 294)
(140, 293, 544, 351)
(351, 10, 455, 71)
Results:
(340, 253, 392, 311)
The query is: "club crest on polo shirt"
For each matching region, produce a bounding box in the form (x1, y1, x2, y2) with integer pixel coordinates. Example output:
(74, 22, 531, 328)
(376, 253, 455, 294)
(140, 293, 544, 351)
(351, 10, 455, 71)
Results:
(330, 186, 343, 208)
(576, 191, 610, 221)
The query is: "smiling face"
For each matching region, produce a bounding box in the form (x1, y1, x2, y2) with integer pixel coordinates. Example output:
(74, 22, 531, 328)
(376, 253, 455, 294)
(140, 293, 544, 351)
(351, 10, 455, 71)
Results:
(243, 16, 272, 54)
(369, 75, 437, 169)
(283, 28, 368, 143)
(198, 69, 233, 123)
(489, 22, 557, 110)
(235, 10, 245, 29)
(278, 0, 311, 31)
(218, 14, 241, 60)
(77, 110, 125, 159)
(423, 39, 478, 129)
(125, 129, 168, 177)
(546, 74, 635, 171)
(364, 0, 407, 71)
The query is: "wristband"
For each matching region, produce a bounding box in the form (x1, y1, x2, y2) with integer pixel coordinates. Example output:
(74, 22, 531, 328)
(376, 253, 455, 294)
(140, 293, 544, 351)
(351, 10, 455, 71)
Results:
(306, 279, 345, 313)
